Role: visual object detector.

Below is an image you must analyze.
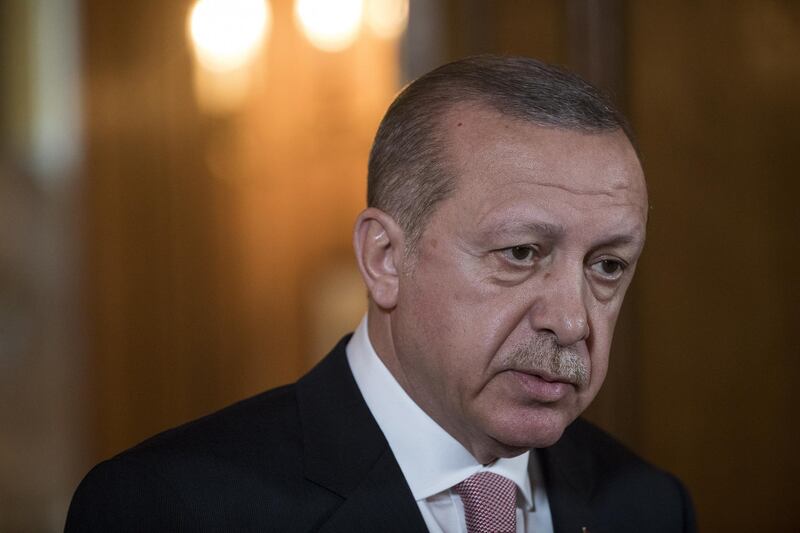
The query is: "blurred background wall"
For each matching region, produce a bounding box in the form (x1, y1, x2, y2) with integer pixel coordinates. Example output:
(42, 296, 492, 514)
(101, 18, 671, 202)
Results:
(0, 0, 797, 531)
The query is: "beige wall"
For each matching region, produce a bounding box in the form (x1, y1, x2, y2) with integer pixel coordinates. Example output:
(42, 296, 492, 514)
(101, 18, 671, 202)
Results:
(80, 0, 395, 461)
(629, 2, 800, 529)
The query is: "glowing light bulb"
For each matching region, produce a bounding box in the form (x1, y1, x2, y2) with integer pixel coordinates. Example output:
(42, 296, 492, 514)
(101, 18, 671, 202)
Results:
(365, 0, 408, 39)
(189, 0, 271, 72)
(295, 0, 364, 52)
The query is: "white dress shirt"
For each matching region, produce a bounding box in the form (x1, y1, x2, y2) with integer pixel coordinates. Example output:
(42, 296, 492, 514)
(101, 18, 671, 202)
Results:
(346, 316, 554, 533)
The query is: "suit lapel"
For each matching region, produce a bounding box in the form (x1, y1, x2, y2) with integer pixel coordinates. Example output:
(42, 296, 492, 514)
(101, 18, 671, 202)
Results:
(538, 421, 596, 533)
(316, 447, 427, 533)
(296, 338, 427, 532)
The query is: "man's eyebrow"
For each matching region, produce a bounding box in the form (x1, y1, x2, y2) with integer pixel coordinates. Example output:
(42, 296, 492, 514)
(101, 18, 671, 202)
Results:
(591, 232, 645, 250)
(480, 221, 644, 249)
(480, 220, 566, 239)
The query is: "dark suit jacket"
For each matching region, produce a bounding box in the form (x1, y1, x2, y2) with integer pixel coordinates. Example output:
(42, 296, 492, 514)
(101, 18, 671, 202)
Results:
(65, 336, 696, 532)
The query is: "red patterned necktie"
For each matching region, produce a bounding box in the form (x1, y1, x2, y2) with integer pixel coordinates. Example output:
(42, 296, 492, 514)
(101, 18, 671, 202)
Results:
(454, 471, 518, 533)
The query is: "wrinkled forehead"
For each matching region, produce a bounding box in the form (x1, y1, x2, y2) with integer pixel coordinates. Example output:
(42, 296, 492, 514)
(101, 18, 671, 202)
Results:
(439, 103, 648, 213)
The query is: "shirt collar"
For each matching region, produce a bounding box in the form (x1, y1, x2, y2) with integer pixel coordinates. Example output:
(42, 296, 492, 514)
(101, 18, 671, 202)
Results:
(346, 315, 534, 510)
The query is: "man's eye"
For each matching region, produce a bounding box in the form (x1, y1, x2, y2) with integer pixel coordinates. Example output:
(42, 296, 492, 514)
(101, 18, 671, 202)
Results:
(500, 245, 537, 264)
(590, 259, 626, 280)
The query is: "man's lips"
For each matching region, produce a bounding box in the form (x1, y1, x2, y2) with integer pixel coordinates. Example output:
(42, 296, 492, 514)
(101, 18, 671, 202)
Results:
(508, 369, 576, 402)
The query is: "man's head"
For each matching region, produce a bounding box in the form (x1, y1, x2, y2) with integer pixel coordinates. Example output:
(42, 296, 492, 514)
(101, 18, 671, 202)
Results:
(367, 55, 636, 251)
(354, 56, 648, 463)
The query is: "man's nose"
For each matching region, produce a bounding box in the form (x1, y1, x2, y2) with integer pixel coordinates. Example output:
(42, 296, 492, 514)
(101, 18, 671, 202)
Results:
(528, 266, 590, 346)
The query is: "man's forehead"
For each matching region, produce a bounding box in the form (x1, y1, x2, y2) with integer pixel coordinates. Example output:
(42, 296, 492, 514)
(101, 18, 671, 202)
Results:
(421, 103, 649, 248)
(442, 111, 642, 197)
(440, 103, 646, 198)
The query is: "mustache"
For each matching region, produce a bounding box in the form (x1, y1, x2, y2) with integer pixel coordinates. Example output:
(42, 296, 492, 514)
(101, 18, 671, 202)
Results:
(506, 335, 589, 387)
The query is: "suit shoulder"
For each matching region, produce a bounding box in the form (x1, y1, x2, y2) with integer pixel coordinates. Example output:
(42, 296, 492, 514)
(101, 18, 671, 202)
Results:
(561, 418, 696, 531)
(565, 418, 647, 465)
(127, 382, 301, 460)
(65, 454, 195, 531)
(565, 418, 680, 486)
(66, 384, 311, 531)
(123, 383, 304, 483)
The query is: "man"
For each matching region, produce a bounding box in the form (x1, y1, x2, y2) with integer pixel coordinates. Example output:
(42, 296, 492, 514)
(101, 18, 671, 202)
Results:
(66, 56, 695, 532)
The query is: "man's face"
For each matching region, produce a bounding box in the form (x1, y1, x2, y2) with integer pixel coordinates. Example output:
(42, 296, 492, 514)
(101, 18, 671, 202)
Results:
(389, 105, 648, 461)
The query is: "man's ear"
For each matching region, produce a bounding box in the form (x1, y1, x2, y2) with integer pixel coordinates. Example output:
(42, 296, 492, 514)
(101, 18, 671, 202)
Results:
(353, 207, 406, 310)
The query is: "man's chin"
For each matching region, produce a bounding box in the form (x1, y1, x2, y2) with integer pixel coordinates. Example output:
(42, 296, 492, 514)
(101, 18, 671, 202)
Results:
(465, 415, 573, 463)
(494, 426, 567, 451)
(486, 409, 576, 451)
